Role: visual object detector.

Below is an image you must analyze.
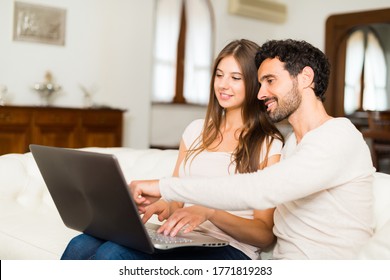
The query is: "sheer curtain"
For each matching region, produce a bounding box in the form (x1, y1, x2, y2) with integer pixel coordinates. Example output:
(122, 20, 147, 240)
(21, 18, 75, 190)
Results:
(152, 0, 213, 104)
(344, 29, 388, 114)
(344, 30, 364, 115)
(183, 0, 213, 104)
(363, 31, 387, 111)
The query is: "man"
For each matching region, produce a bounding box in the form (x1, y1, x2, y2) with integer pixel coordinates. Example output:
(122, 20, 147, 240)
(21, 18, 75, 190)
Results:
(131, 39, 375, 259)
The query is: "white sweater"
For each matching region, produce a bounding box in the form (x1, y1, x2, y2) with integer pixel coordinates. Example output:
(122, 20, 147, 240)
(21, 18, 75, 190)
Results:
(160, 118, 375, 259)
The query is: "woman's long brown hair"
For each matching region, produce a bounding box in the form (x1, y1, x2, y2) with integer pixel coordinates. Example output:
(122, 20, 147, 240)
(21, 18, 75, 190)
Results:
(184, 39, 284, 173)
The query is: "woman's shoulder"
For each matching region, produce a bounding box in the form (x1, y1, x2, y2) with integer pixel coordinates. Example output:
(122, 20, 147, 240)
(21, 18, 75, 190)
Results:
(184, 119, 205, 134)
(187, 118, 205, 128)
(272, 135, 283, 146)
(266, 136, 283, 155)
(182, 119, 205, 147)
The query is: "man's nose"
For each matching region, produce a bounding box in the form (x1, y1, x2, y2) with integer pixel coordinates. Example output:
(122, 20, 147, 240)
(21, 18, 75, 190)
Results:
(257, 86, 267, 100)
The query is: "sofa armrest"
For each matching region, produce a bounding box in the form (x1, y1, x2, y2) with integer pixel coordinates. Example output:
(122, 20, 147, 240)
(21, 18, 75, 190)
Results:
(373, 172, 390, 231)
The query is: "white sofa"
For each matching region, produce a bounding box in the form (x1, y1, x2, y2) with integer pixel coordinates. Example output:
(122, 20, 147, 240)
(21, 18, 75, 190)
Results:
(0, 147, 389, 260)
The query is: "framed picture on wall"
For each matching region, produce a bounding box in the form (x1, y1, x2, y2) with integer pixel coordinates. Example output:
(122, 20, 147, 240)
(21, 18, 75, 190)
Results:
(13, 1, 66, 46)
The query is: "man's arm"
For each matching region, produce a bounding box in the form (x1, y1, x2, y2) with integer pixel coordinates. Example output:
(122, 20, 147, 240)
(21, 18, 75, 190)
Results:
(132, 121, 373, 212)
(159, 128, 373, 210)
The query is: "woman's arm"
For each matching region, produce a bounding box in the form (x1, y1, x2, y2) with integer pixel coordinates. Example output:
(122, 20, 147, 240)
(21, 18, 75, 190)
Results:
(171, 139, 187, 178)
(209, 208, 275, 248)
(208, 154, 280, 248)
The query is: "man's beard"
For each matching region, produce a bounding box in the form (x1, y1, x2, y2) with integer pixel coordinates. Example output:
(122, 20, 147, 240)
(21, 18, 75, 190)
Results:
(268, 81, 301, 123)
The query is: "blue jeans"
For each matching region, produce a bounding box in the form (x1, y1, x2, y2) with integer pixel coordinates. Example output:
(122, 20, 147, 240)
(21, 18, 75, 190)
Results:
(61, 234, 251, 260)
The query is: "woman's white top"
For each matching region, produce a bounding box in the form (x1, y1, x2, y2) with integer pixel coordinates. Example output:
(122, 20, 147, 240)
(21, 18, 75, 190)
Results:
(178, 119, 283, 259)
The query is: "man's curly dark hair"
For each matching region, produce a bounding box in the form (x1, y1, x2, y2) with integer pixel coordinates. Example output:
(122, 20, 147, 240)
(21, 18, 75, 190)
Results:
(255, 39, 330, 102)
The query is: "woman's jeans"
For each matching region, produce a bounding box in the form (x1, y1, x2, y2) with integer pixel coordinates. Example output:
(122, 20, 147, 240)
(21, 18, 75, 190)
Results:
(61, 234, 251, 260)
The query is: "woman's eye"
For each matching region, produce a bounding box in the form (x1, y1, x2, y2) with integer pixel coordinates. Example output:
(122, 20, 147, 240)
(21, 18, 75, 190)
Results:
(232, 76, 241, 81)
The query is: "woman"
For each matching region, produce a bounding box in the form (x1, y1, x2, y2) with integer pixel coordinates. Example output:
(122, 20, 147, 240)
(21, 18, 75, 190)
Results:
(61, 39, 284, 260)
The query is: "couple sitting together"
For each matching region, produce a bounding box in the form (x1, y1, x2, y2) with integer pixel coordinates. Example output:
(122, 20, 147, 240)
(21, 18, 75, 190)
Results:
(62, 38, 374, 260)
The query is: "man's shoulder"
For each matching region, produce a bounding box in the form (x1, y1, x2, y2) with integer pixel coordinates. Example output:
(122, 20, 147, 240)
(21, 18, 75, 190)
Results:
(326, 117, 354, 128)
(315, 117, 358, 137)
(308, 117, 366, 153)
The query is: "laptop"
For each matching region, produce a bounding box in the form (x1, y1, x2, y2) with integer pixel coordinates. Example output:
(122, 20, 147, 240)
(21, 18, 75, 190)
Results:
(29, 144, 228, 254)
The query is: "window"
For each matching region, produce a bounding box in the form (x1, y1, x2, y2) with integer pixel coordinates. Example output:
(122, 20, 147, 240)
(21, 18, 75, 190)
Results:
(344, 28, 388, 115)
(152, 0, 214, 105)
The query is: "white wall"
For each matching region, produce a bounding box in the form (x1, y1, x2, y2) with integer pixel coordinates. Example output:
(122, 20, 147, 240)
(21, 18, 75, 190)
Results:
(0, 0, 155, 148)
(150, 104, 207, 148)
(211, 0, 389, 55)
(1, 0, 389, 149)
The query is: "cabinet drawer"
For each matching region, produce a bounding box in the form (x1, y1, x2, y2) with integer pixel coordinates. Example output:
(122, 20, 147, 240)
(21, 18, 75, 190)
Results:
(34, 110, 79, 125)
(0, 106, 123, 155)
(82, 111, 122, 126)
(0, 108, 31, 125)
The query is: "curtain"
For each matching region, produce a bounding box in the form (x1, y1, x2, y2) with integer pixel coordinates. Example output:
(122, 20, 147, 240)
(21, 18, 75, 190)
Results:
(152, 0, 182, 102)
(344, 30, 364, 115)
(183, 0, 213, 104)
(363, 31, 387, 111)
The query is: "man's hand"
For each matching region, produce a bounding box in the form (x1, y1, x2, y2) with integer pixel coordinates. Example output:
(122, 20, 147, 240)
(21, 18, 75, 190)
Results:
(129, 179, 162, 207)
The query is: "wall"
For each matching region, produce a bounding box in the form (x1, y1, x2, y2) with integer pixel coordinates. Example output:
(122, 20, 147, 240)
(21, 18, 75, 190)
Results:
(0, 0, 155, 148)
(212, 0, 389, 53)
(0, 0, 389, 149)
(150, 104, 206, 148)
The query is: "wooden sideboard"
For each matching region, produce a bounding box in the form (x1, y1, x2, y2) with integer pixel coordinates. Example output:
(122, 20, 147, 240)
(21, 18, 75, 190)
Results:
(0, 106, 124, 155)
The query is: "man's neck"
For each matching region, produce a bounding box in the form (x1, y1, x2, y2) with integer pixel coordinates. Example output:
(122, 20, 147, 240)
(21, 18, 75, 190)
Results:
(288, 100, 332, 143)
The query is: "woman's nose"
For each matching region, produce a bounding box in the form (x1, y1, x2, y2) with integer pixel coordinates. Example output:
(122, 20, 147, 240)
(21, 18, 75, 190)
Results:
(216, 77, 229, 89)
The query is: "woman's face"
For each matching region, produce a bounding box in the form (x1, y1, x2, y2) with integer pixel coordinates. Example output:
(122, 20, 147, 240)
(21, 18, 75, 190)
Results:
(214, 55, 246, 111)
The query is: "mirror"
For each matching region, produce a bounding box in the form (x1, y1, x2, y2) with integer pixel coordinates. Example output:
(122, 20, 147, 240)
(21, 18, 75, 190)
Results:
(324, 8, 390, 130)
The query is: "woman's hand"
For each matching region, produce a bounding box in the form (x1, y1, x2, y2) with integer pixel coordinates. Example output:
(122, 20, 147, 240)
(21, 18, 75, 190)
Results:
(158, 205, 215, 237)
(140, 199, 171, 224)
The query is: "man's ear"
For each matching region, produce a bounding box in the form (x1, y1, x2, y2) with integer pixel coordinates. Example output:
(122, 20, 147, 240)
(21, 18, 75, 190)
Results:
(300, 66, 315, 89)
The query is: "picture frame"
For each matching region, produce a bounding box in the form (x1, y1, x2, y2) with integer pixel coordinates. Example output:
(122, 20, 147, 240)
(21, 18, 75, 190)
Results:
(13, 1, 67, 46)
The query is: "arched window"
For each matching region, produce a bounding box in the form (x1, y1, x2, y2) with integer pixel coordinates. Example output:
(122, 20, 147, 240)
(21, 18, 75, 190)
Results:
(152, 0, 214, 105)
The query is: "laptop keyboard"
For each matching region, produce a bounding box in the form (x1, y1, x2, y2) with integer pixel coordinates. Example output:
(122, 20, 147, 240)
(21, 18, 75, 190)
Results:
(147, 228, 194, 244)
